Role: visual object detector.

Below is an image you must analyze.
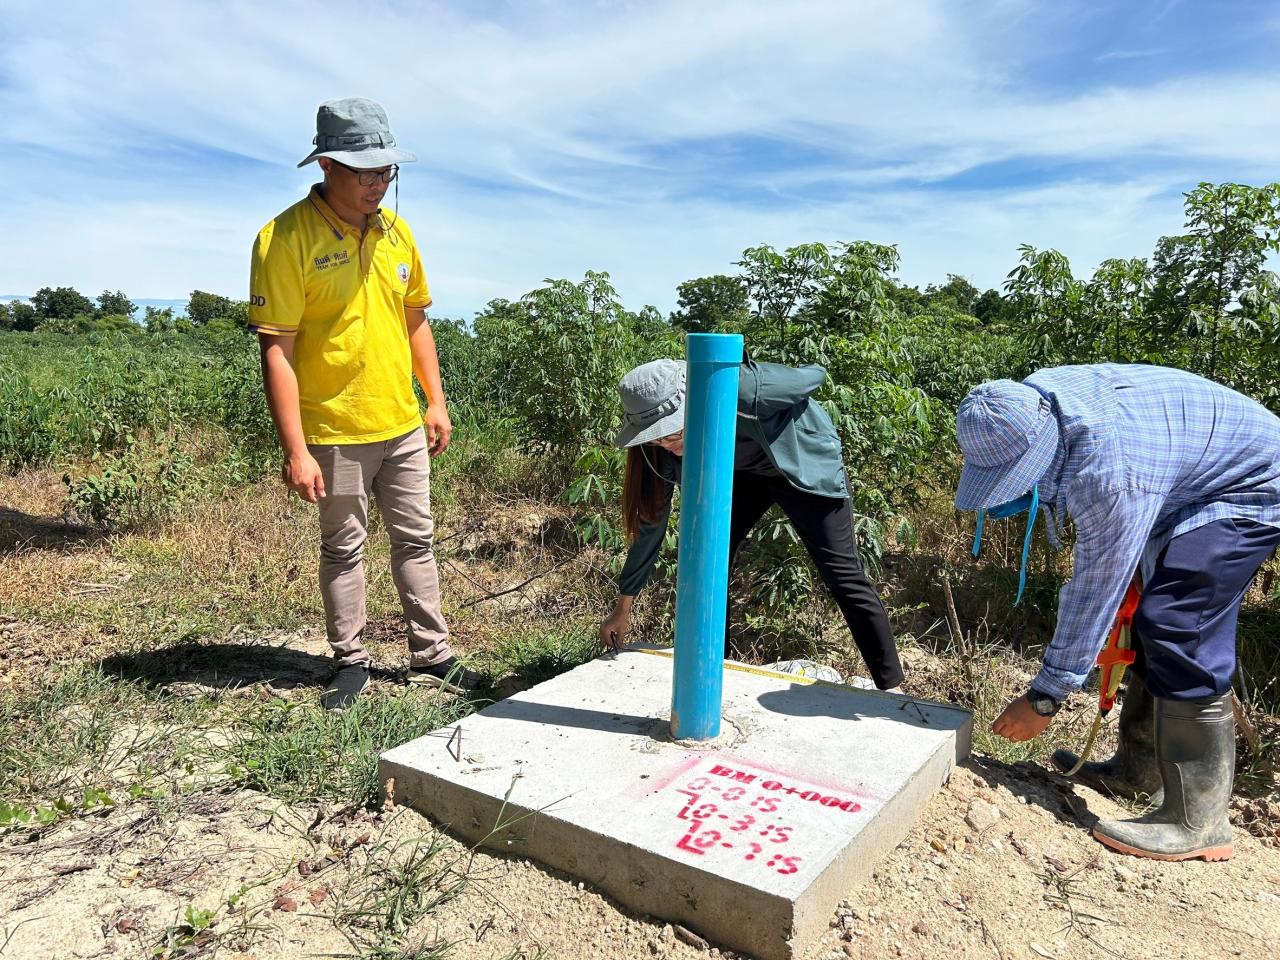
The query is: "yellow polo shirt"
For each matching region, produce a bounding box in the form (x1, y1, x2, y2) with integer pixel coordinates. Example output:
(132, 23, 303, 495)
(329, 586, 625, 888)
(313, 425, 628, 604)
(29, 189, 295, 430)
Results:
(249, 186, 432, 444)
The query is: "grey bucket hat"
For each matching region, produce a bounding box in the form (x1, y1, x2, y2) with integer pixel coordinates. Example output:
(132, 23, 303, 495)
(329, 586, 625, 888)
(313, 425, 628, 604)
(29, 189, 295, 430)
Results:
(954, 379, 1060, 510)
(297, 97, 417, 169)
(615, 360, 687, 448)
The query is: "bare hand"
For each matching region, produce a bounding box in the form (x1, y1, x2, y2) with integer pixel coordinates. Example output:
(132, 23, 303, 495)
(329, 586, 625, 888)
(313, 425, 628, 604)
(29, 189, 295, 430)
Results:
(282, 452, 326, 503)
(600, 604, 632, 652)
(992, 694, 1053, 742)
(425, 405, 452, 456)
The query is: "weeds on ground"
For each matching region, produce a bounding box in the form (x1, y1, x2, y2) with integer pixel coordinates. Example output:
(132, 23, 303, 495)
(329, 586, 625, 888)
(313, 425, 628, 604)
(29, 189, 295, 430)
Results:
(63, 435, 196, 530)
(154, 904, 224, 957)
(1239, 606, 1280, 717)
(326, 830, 465, 960)
(229, 691, 472, 806)
(0, 666, 226, 828)
(473, 625, 601, 690)
(1037, 858, 1111, 939)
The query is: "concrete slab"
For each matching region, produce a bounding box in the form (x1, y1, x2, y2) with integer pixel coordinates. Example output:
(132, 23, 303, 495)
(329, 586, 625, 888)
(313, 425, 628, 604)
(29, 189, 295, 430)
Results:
(380, 648, 972, 960)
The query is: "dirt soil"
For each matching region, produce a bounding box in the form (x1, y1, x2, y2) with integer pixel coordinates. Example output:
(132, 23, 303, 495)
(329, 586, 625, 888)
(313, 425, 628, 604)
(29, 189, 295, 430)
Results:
(2, 720, 1277, 960)
(1, 484, 1277, 959)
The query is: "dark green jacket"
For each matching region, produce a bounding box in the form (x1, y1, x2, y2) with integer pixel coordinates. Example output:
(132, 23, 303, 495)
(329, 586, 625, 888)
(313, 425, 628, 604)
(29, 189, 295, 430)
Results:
(618, 359, 847, 595)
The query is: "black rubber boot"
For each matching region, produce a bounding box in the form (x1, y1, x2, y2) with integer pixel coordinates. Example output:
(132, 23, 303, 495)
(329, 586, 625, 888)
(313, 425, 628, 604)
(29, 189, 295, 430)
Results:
(1092, 693, 1235, 861)
(1052, 679, 1163, 803)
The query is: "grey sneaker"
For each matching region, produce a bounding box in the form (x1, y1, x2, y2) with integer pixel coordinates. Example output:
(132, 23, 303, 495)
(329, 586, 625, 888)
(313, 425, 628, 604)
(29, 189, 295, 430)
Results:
(321, 663, 370, 711)
(408, 656, 484, 694)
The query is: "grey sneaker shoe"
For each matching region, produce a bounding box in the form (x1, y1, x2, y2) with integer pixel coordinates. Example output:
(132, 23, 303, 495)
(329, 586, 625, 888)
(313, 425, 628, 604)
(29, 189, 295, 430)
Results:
(321, 663, 370, 711)
(408, 656, 484, 694)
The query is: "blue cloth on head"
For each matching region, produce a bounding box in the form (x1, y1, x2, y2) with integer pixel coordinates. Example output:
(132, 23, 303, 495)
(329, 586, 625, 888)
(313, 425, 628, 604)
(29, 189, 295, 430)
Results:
(972, 486, 1040, 606)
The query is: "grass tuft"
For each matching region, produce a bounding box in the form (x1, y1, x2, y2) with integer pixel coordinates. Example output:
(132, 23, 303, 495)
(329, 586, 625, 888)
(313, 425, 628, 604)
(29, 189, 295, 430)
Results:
(229, 691, 471, 806)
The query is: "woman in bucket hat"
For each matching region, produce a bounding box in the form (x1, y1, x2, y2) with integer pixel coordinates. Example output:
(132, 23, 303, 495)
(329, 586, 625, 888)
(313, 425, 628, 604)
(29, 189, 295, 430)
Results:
(956, 364, 1280, 861)
(599, 356, 905, 693)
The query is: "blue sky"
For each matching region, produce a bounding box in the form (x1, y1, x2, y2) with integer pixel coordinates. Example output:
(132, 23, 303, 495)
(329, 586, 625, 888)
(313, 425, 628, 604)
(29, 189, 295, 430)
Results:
(0, 0, 1277, 318)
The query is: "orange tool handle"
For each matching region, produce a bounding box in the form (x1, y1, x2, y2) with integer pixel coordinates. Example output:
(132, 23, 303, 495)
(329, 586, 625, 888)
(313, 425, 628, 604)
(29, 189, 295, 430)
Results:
(1096, 581, 1141, 712)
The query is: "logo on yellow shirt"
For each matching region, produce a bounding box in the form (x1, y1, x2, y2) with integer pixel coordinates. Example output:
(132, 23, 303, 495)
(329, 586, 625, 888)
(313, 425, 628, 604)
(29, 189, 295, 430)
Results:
(313, 250, 351, 272)
(397, 262, 410, 285)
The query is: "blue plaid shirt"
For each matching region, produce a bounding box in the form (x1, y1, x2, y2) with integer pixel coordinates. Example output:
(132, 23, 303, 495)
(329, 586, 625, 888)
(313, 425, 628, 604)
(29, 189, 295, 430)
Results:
(1024, 365, 1280, 700)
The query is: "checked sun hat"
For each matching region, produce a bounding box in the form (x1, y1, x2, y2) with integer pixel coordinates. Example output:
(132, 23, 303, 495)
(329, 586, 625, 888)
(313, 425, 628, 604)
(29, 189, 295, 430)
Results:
(954, 379, 1060, 511)
(297, 97, 417, 169)
(614, 360, 687, 448)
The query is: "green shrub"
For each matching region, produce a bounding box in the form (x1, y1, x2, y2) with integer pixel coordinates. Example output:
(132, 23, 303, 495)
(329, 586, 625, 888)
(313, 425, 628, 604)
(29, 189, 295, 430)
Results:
(472, 272, 679, 471)
(0, 368, 59, 470)
(63, 436, 197, 529)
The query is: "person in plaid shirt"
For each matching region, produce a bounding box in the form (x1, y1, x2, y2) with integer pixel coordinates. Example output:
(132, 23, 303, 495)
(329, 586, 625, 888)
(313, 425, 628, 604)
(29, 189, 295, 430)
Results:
(955, 364, 1280, 862)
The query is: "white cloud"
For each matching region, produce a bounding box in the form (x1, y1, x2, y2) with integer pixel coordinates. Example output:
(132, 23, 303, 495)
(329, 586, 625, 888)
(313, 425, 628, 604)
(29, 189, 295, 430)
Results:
(1096, 48, 1170, 62)
(0, 0, 1274, 314)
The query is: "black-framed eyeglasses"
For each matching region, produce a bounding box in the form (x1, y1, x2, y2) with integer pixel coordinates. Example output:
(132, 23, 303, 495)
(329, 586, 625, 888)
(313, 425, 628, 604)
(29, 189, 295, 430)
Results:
(647, 430, 684, 448)
(335, 161, 399, 186)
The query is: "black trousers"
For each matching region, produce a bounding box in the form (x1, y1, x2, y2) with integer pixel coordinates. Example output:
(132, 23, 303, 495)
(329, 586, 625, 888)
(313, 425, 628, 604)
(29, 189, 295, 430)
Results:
(727, 472, 904, 690)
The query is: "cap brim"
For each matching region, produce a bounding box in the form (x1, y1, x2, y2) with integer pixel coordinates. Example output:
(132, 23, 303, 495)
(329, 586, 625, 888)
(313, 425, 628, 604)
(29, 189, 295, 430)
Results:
(615, 408, 685, 448)
(955, 413, 1059, 510)
(297, 146, 417, 169)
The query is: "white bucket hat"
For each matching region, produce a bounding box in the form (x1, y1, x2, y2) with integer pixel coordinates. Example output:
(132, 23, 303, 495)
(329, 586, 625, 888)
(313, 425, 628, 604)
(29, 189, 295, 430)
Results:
(614, 360, 687, 448)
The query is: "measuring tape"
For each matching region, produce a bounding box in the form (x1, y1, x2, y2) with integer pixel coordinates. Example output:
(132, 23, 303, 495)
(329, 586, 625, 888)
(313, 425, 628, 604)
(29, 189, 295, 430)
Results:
(630, 646, 904, 700)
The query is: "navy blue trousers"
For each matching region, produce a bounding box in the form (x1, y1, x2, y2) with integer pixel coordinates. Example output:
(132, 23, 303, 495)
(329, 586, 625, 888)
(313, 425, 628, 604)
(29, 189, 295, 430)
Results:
(1133, 518, 1280, 700)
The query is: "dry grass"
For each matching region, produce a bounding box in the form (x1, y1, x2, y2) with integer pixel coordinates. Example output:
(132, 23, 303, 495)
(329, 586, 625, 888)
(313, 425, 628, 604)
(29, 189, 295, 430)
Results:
(1, 455, 1276, 848)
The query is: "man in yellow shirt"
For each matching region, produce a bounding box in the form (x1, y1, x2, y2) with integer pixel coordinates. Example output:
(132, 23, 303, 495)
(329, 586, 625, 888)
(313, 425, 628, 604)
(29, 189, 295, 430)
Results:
(250, 97, 481, 709)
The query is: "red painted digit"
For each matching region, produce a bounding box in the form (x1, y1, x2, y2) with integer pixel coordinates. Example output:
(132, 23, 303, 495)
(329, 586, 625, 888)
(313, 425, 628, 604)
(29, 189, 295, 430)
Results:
(729, 813, 755, 832)
(760, 853, 801, 873)
(675, 817, 704, 855)
(676, 833, 705, 854)
(720, 786, 746, 801)
(776, 855, 801, 875)
(769, 825, 792, 844)
(750, 795, 779, 813)
(744, 842, 763, 861)
(691, 828, 722, 850)
(692, 803, 718, 819)
(675, 790, 700, 820)
(686, 777, 711, 790)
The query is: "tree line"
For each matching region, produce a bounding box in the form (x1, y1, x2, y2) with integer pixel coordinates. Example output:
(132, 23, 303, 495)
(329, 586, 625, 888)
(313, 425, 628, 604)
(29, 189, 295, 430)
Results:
(0, 288, 250, 334)
(2, 181, 1278, 577)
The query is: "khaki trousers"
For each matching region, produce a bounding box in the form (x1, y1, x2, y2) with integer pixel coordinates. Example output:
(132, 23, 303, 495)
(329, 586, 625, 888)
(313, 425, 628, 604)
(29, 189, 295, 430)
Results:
(309, 427, 452, 668)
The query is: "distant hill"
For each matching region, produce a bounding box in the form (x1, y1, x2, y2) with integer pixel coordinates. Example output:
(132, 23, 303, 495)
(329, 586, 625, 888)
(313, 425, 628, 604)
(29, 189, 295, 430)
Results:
(132, 299, 189, 316)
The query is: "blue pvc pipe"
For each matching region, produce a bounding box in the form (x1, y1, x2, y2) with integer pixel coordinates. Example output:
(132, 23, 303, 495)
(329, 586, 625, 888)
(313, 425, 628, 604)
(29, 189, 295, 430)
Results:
(671, 332, 743, 740)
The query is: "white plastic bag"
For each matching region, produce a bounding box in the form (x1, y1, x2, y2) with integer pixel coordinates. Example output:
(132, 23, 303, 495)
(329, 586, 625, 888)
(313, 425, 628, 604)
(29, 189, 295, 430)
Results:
(764, 659, 844, 684)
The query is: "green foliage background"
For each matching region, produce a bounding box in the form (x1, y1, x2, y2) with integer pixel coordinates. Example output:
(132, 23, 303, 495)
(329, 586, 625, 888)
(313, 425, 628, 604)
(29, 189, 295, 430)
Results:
(2, 179, 1279, 681)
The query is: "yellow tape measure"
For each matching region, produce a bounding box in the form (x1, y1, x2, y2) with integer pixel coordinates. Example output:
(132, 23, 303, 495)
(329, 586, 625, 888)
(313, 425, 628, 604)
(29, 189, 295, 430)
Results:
(630, 646, 904, 700)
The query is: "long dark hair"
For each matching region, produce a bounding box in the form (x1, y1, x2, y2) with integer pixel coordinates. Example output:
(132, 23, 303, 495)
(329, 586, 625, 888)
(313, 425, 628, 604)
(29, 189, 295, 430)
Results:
(622, 446, 667, 540)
